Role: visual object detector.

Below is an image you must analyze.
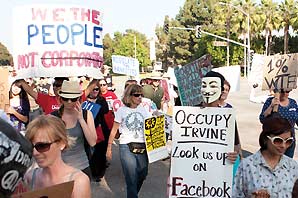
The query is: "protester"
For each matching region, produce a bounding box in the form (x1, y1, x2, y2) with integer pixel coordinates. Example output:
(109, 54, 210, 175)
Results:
(18, 77, 98, 115)
(82, 82, 109, 182)
(201, 71, 241, 163)
(0, 118, 33, 198)
(233, 115, 298, 197)
(143, 72, 164, 110)
(124, 79, 138, 89)
(51, 80, 97, 178)
(219, 80, 232, 108)
(99, 78, 118, 130)
(106, 84, 151, 198)
(25, 115, 91, 198)
(7, 80, 30, 133)
(18, 77, 69, 114)
(25, 78, 43, 122)
(259, 89, 298, 158)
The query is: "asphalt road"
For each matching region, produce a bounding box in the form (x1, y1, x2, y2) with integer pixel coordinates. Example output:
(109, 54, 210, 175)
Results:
(91, 76, 298, 197)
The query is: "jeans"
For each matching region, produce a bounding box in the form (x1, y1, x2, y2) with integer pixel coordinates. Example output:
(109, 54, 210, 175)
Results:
(119, 144, 148, 198)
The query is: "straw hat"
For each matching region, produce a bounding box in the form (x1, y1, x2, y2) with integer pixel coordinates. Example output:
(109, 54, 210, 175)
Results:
(149, 71, 163, 80)
(58, 80, 82, 98)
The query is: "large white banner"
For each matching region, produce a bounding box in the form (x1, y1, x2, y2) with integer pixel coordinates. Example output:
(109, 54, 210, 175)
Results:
(213, 65, 240, 92)
(13, 5, 104, 79)
(169, 106, 235, 198)
(112, 55, 139, 77)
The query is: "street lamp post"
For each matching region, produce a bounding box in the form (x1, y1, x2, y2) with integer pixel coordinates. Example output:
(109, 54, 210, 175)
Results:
(219, 2, 250, 78)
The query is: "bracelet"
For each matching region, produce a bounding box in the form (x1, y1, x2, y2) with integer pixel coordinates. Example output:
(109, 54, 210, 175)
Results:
(108, 142, 113, 145)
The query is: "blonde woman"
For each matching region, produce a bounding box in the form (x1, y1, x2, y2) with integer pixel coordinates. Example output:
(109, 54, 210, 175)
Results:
(107, 84, 151, 198)
(25, 115, 91, 198)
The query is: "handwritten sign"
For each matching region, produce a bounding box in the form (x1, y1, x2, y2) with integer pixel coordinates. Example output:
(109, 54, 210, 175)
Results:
(0, 68, 9, 110)
(13, 5, 104, 79)
(112, 55, 139, 77)
(262, 53, 298, 91)
(169, 106, 235, 198)
(144, 115, 168, 163)
(12, 181, 74, 198)
(174, 54, 212, 106)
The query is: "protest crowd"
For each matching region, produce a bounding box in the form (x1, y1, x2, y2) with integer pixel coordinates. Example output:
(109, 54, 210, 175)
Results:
(2, 5, 298, 198)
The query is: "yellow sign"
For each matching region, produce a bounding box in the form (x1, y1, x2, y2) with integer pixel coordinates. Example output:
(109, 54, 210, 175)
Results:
(0, 68, 9, 110)
(144, 115, 166, 152)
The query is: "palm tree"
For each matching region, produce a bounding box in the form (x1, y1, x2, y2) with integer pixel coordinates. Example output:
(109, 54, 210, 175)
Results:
(279, 0, 298, 54)
(259, 0, 281, 55)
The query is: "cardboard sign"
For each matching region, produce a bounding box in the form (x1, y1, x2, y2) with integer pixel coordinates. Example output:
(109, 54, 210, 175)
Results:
(144, 115, 168, 163)
(12, 181, 74, 198)
(13, 5, 104, 79)
(112, 55, 139, 77)
(0, 68, 9, 110)
(174, 54, 212, 106)
(169, 106, 235, 198)
(262, 53, 298, 91)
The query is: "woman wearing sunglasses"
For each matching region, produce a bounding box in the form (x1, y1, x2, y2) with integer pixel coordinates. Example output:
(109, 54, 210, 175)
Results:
(25, 115, 91, 198)
(259, 89, 298, 158)
(52, 80, 96, 179)
(82, 82, 109, 182)
(233, 115, 298, 197)
(106, 84, 151, 198)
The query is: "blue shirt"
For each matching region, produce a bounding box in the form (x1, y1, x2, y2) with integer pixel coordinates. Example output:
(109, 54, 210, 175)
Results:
(259, 97, 298, 129)
(233, 150, 298, 198)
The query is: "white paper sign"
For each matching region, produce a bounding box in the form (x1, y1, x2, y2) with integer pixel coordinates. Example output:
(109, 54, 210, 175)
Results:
(169, 106, 235, 198)
(13, 5, 104, 79)
(213, 65, 240, 92)
(112, 55, 139, 77)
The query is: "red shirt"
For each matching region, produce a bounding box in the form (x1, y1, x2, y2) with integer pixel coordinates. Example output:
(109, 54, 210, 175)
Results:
(101, 91, 117, 130)
(36, 93, 60, 114)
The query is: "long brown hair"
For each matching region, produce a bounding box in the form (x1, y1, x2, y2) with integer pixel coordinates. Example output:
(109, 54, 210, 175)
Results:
(122, 84, 143, 107)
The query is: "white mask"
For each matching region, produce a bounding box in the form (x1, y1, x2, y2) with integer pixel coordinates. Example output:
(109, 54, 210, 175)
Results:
(201, 77, 221, 104)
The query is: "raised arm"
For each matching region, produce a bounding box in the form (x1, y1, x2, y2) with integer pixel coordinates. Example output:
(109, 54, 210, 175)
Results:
(18, 79, 38, 100)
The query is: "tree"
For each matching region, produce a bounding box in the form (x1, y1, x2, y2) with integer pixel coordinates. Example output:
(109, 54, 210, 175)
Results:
(0, 42, 13, 66)
(279, 0, 298, 54)
(103, 34, 114, 66)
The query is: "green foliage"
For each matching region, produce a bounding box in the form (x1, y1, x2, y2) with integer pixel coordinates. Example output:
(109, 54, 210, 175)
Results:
(103, 30, 150, 68)
(0, 42, 13, 66)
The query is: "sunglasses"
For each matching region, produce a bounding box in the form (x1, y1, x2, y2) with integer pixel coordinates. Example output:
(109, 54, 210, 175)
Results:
(32, 140, 59, 153)
(132, 93, 144, 97)
(93, 88, 99, 91)
(267, 135, 294, 147)
(99, 84, 107, 87)
(61, 97, 79, 102)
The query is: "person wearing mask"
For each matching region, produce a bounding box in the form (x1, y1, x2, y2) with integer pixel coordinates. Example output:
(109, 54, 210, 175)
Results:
(7, 80, 30, 133)
(259, 89, 298, 158)
(52, 80, 97, 179)
(201, 71, 241, 163)
(106, 84, 151, 198)
(25, 115, 91, 198)
(233, 115, 298, 197)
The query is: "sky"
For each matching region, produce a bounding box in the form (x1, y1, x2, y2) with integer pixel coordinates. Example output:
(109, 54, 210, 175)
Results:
(0, 0, 185, 53)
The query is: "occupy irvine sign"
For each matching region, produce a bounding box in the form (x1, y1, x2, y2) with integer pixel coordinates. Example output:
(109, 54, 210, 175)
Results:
(13, 5, 104, 79)
(169, 106, 235, 198)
